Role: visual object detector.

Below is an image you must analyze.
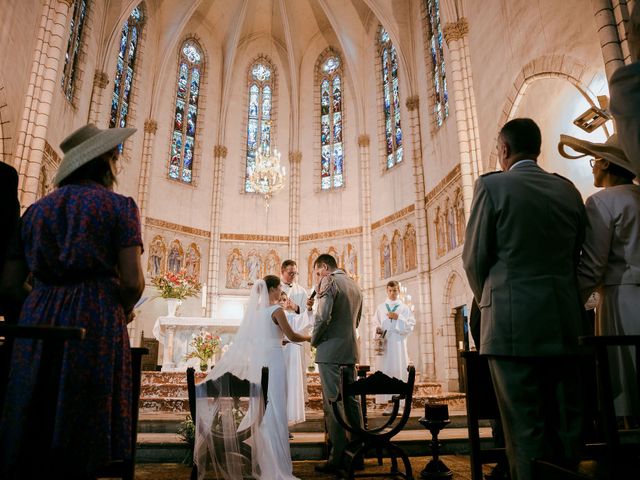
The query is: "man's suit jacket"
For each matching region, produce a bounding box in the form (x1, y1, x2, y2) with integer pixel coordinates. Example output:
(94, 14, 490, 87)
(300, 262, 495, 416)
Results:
(462, 161, 587, 357)
(311, 269, 363, 364)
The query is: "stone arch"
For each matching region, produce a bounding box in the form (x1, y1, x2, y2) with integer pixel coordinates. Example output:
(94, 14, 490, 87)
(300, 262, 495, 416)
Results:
(308, 248, 320, 288)
(441, 270, 468, 391)
(488, 54, 601, 171)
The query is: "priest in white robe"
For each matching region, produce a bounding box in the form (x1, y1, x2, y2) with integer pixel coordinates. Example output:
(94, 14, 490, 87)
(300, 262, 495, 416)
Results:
(280, 260, 310, 426)
(374, 280, 415, 406)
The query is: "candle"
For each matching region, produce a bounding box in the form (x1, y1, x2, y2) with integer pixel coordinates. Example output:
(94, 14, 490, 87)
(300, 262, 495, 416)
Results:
(425, 403, 449, 421)
(201, 283, 207, 310)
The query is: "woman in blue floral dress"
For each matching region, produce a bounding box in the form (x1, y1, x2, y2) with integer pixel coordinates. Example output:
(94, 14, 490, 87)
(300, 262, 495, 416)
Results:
(0, 124, 144, 479)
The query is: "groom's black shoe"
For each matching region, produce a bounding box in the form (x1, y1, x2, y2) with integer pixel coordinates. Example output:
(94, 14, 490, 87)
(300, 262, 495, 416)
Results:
(314, 462, 340, 474)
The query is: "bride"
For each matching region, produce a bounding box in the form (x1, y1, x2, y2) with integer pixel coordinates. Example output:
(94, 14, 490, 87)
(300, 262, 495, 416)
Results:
(194, 275, 311, 479)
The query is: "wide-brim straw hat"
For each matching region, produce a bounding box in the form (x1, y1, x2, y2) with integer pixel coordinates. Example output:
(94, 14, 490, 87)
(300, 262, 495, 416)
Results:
(558, 133, 637, 178)
(53, 124, 136, 186)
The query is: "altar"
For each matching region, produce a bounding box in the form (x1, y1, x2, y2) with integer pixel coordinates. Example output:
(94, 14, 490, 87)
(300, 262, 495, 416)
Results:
(152, 316, 241, 372)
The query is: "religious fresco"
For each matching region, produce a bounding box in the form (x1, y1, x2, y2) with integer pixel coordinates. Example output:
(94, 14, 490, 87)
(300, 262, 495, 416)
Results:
(264, 249, 281, 277)
(342, 243, 358, 281)
(147, 235, 167, 277)
(391, 230, 403, 275)
(307, 248, 320, 289)
(433, 188, 465, 258)
(403, 224, 417, 272)
(167, 239, 184, 273)
(380, 235, 391, 279)
(376, 222, 418, 280)
(226, 248, 244, 289)
(245, 250, 262, 284)
(223, 247, 285, 290)
(185, 242, 201, 278)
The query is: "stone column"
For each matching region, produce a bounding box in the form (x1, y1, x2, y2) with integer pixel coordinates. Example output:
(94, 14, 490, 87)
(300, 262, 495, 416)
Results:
(444, 18, 476, 220)
(460, 26, 483, 177)
(592, 0, 626, 79)
(611, 0, 635, 64)
(137, 119, 157, 225)
(206, 145, 227, 317)
(16, 0, 73, 208)
(357, 134, 375, 366)
(405, 96, 435, 379)
(288, 151, 302, 262)
(88, 70, 109, 126)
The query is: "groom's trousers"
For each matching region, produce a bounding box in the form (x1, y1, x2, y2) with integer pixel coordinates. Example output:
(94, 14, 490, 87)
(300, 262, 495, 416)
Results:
(318, 363, 363, 467)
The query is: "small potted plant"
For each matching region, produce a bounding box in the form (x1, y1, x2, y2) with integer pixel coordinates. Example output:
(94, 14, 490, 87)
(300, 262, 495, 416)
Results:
(185, 331, 221, 372)
(151, 270, 201, 317)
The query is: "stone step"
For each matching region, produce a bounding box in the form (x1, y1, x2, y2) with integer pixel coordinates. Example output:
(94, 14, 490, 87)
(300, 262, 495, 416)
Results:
(138, 412, 479, 434)
(140, 381, 445, 401)
(135, 426, 493, 463)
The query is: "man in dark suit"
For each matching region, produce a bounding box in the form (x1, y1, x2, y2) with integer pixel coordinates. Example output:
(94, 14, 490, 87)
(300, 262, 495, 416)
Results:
(309, 253, 363, 474)
(462, 118, 587, 480)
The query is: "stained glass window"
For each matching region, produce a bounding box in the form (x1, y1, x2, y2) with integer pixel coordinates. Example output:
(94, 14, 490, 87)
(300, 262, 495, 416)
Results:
(61, 0, 88, 100)
(245, 58, 275, 193)
(319, 51, 344, 190)
(378, 26, 403, 169)
(168, 39, 203, 183)
(110, 4, 144, 137)
(426, 0, 448, 127)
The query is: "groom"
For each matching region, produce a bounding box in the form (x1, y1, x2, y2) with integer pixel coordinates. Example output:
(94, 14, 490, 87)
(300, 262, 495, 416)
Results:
(309, 254, 363, 474)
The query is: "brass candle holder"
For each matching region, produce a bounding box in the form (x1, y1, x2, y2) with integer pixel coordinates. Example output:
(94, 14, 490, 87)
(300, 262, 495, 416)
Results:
(419, 404, 453, 479)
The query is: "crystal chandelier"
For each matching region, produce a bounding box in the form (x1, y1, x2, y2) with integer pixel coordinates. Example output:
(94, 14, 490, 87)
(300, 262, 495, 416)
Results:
(248, 146, 286, 211)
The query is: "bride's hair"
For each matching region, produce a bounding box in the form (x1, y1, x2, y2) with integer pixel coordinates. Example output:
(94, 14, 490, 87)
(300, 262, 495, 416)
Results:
(264, 274, 280, 291)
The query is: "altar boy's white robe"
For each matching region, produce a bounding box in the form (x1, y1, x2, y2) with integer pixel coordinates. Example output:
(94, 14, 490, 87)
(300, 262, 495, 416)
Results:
(374, 299, 415, 403)
(283, 309, 312, 424)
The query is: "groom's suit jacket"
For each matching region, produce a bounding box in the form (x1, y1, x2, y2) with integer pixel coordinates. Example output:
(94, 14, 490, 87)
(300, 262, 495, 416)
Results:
(311, 269, 363, 364)
(462, 161, 587, 357)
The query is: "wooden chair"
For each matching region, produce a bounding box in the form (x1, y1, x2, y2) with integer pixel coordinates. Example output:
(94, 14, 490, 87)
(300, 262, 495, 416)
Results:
(187, 366, 269, 480)
(139, 330, 159, 371)
(579, 335, 640, 479)
(331, 365, 415, 479)
(95, 346, 149, 480)
(459, 350, 508, 480)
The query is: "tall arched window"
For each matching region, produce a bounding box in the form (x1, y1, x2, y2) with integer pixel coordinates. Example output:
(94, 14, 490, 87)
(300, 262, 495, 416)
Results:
(245, 58, 275, 192)
(426, 0, 448, 127)
(318, 50, 344, 190)
(61, 0, 89, 100)
(378, 26, 403, 169)
(110, 4, 144, 130)
(169, 39, 204, 183)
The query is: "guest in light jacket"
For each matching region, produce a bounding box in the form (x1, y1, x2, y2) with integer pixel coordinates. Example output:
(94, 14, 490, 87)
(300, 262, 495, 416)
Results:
(559, 133, 640, 418)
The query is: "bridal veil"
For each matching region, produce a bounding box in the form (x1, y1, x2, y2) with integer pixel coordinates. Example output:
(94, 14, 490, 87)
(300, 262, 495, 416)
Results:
(194, 280, 271, 479)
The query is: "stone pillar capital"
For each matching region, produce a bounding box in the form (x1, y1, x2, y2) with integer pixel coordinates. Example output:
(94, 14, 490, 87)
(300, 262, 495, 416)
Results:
(93, 70, 109, 89)
(289, 150, 302, 163)
(214, 145, 228, 158)
(144, 119, 158, 134)
(443, 18, 469, 45)
(405, 95, 420, 111)
(357, 134, 370, 147)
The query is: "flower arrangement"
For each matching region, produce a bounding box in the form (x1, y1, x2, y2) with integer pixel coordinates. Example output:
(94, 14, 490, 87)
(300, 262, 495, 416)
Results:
(151, 270, 201, 299)
(185, 331, 221, 365)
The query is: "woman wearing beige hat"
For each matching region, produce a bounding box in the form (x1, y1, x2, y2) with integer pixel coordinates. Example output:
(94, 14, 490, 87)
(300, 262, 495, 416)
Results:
(559, 134, 640, 423)
(0, 124, 144, 479)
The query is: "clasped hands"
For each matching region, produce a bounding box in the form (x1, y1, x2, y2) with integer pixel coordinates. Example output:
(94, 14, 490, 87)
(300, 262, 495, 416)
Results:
(387, 312, 399, 320)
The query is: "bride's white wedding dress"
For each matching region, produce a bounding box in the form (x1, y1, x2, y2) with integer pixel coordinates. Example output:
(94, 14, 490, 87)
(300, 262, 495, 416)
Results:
(194, 281, 298, 480)
(252, 304, 298, 479)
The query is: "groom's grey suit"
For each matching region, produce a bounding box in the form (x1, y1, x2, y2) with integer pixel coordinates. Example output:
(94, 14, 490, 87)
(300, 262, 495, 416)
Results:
(312, 269, 363, 469)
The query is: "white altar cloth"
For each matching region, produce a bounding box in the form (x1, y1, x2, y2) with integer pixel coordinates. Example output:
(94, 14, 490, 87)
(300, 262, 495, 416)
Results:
(153, 316, 240, 372)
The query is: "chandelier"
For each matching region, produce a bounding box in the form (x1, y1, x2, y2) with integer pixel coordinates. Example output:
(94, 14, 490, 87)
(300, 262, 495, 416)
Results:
(248, 146, 286, 211)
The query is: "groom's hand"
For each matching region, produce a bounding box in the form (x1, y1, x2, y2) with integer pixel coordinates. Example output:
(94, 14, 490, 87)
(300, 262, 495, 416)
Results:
(306, 297, 315, 311)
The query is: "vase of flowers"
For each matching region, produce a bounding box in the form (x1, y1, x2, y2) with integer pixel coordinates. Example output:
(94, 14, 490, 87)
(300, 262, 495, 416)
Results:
(185, 331, 221, 371)
(151, 271, 201, 317)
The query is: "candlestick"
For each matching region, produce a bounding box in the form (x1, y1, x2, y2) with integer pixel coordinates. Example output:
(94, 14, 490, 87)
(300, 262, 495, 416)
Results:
(201, 283, 207, 310)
